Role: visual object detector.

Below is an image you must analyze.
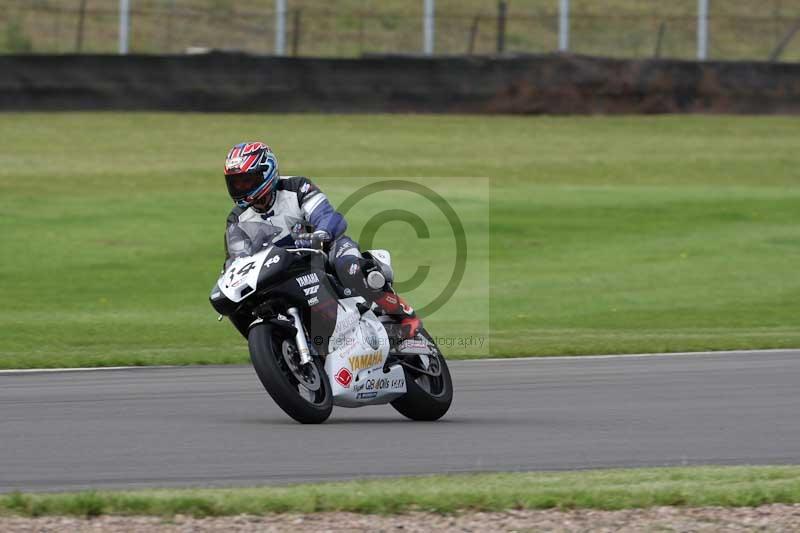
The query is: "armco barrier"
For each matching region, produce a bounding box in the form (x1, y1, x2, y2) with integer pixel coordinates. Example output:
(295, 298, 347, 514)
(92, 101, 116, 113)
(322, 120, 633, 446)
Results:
(1, 53, 799, 114)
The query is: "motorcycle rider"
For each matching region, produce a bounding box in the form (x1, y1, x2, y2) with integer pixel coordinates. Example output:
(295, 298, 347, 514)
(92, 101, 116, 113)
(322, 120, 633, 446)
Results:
(222, 141, 421, 341)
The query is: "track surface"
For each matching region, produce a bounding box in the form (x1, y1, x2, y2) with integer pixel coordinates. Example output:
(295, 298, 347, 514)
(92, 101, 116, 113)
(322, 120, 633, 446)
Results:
(2, 350, 799, 493)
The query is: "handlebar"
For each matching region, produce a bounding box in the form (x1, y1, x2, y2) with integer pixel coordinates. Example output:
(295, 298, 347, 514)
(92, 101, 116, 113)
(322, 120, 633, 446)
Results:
(286, 247, 328, 261)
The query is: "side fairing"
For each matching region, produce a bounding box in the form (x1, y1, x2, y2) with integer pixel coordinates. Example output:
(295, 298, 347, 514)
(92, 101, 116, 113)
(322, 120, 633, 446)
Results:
(325, 304, 407, 407)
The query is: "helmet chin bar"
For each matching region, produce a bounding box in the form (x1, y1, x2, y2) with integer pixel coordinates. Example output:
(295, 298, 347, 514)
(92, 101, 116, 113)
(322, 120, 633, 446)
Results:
(235, 177, 277, 209)
(251, 189, 275, 211)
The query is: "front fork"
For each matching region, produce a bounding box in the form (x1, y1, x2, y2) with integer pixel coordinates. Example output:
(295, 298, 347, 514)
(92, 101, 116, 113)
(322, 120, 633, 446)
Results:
(286, 307, 312, 366)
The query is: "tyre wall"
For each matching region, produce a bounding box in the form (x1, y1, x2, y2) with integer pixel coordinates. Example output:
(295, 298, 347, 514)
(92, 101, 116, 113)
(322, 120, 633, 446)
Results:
(2, 53, 799, 114)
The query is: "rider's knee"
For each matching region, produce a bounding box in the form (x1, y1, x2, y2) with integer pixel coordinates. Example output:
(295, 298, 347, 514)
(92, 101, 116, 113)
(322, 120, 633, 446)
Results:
(336, 254, 383, 298)
(334, 254, 362, 283)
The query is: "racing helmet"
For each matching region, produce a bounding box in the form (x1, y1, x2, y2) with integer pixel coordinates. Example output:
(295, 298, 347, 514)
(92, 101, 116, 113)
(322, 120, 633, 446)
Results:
(224, 142, 279, 208)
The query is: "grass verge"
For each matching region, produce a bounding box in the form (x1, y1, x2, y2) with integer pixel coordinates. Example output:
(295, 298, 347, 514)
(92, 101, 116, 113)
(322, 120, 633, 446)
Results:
(2, 466, 800, 518)
(1, 114, 799, 367)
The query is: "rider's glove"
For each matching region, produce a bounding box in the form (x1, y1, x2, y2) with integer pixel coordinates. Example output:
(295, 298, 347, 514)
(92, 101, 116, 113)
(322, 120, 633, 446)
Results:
(294, 230, 332, 249)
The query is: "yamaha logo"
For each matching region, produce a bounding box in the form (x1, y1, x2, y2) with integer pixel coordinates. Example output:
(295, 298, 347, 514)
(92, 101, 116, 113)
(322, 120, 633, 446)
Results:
(296, 273, 320, 287)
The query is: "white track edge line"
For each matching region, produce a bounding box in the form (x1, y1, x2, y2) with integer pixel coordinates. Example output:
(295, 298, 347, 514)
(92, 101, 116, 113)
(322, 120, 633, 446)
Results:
(1, 349, 797, 374)
(459, 348, 800, 363)
(0, 365, 179, 374)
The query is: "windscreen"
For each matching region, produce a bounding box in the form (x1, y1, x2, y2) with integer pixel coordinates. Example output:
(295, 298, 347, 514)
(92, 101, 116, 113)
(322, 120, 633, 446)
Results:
(226, 221, 283, 261)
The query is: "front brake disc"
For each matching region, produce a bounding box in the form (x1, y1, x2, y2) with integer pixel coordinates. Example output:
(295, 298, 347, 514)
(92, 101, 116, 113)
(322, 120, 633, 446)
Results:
(282, 340, 321, 391)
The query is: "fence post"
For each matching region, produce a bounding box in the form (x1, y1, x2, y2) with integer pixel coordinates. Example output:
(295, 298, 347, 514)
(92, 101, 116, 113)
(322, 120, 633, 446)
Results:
(358, 15, 365, 55)
(75, 0, 88, 53)
(559, 0, 570, 52)
(119, 0, 130, 54)
(423, 0, 435, 55)
(654, 20, 666, 58)
(275, 0, 286, 56)
(497, 1, 507, 53)
(697, 0, 708, 60)
(164, 0, 176, 53)
(55, 5, 63, 52)
(291, 9, 302, 56)
(467, 15, 480, 55)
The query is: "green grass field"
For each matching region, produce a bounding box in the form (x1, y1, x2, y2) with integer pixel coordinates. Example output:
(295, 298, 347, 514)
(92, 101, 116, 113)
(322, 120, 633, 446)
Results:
(1, 113, 799, 368)
(3, 466, 800, 517)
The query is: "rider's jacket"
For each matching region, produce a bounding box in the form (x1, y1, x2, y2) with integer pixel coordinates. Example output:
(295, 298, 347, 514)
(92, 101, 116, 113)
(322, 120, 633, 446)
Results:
(224, 176, 346, 268)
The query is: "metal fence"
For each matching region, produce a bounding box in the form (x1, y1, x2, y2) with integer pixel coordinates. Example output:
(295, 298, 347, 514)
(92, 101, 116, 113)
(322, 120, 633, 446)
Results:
(1, 0, 799, 62)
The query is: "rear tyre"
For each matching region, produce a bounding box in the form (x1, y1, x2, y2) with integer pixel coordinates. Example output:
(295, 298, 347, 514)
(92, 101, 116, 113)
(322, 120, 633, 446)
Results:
(248, 323, 332, 424)
(390, 330, 453, 421)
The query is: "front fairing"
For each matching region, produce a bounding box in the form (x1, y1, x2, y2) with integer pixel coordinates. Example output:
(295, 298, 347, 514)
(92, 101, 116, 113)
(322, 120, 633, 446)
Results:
(218, 245, 292, 303)
(211, 218, 295, 313)
(210, 246, 342, 350)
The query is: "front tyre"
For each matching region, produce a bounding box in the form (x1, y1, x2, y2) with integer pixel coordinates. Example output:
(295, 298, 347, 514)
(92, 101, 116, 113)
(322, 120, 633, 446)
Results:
(248, 323, 332, 424)
(390, 330, 453, 421)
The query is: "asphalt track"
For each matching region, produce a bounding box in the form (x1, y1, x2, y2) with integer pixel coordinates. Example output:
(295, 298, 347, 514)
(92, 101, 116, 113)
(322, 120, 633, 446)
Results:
(2, 350, 799, 493)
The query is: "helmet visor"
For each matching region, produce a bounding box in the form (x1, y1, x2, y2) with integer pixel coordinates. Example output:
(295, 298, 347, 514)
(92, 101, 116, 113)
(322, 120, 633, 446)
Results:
(225, 172, 264, 200)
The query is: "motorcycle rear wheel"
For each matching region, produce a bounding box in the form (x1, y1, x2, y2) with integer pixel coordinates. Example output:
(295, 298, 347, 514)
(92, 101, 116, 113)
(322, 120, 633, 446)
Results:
(390, 330, 453, 421)
(248, 323, 333, 424)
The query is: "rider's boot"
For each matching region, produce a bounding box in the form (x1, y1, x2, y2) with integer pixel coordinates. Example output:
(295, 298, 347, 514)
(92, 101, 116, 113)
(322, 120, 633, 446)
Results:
(374, 292, 422, 340)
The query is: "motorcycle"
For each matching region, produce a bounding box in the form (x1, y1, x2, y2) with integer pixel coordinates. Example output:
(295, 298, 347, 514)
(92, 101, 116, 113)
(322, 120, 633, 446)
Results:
(209, 221, 453, 424)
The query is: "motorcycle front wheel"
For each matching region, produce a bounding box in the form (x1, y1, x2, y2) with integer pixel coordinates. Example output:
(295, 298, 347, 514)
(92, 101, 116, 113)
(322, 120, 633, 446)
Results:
(248, 323, 332, 424)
